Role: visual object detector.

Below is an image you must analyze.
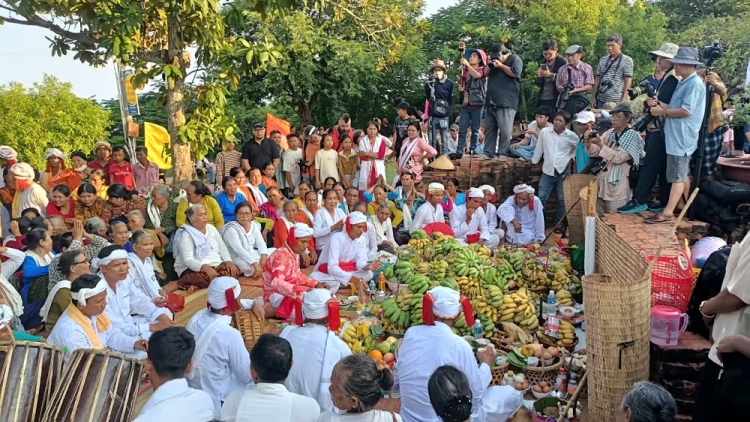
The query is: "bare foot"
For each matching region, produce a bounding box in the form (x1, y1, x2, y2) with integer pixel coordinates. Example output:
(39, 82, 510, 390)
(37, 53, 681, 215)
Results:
(187, 285, 200, 293)
(162, 281, 179, 293)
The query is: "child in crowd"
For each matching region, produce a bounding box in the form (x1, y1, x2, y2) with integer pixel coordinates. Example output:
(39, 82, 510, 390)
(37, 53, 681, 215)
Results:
(109, 146, 136, 190)
(315, 134, 339, 189)
(337, 134, 359, 189)
(283, 133, 304, 197)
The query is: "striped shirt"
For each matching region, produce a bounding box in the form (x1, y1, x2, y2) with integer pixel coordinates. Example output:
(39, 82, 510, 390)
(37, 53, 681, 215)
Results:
(215, 150, 242, 182)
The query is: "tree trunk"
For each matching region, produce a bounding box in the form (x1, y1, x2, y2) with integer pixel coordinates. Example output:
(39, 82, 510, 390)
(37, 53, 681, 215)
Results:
(297, 102, 312, 128)
(167, 15, 192, 190)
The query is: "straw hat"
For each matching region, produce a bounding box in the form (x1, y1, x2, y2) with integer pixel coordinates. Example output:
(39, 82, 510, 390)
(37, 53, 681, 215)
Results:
(429, 155, 456, 171)
(430, 59, 447, 72)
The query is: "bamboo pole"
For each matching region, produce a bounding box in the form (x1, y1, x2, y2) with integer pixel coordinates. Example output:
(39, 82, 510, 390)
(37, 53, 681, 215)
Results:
(556, 371, 588, 422)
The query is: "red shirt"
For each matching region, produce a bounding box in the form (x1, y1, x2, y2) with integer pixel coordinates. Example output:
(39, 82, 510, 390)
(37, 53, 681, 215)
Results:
(46, 199, 76, 220)
(88, 158, 113, 180)
(110, 161, 135, 190)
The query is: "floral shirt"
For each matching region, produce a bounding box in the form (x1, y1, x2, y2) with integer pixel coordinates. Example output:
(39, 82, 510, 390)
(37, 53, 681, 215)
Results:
(74, 198, 105, 221)
(261, 245, 316, 300)
(100, 196, 146, 223)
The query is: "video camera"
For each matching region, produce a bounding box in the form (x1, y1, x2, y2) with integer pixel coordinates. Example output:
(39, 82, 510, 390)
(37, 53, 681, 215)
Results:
(297, 158, 308, 174)
(628, 79, 659, 132)
(703, 41, 723, 67)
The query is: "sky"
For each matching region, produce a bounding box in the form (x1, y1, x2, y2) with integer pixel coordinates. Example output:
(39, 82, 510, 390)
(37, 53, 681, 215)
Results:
(0, 0, 458, 100)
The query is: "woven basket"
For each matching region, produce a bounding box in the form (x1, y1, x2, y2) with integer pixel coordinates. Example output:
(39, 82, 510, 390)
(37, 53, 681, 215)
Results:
(233, 310, 269, 353)
(582, 272, 651, 422)
(519, 354, 565, 386)
(489, 350, 510, 386)
(564, 174, 595, 244)
(538, 336, 579, 352)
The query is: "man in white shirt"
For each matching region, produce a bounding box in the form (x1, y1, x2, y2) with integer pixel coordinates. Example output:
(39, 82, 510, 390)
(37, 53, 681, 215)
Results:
(280, 288, 352, 413)
(531, 110, 579, 226)
(133, 327, 216, 422)
(186, 276, 265, 412)
(445, 124, 459, 156)
(449, 187, 499, 248)
(497, 184, 545, 246)
(411, 183, 446, 234)
(221, 333, 320, 422)
(96, 246, 173, 350)
(478, 185, 504, 241)
(398, 287, 494, 422)
(310, 211, 382, 294)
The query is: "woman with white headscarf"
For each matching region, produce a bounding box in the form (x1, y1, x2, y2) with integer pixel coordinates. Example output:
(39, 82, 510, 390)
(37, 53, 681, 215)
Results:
(40, 148, 82, 195)
(0, 145, 18, 189)
(10, 162, 49, 218)
(497, 184, 545, 246)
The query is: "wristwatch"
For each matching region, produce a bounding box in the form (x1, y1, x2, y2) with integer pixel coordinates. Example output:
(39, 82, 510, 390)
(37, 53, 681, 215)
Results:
(699, 300, 715, 319)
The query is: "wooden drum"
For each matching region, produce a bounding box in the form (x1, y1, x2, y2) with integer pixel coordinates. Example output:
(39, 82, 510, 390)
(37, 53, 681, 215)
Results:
(42, 348, 144, 422)
(0, 341, 64, 422)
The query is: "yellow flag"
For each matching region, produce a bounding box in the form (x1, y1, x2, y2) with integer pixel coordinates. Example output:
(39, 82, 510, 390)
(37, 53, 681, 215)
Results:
(144, 122, 172, 170)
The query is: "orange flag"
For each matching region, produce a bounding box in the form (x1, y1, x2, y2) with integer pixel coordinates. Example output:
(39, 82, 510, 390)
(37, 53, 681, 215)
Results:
(266, 113, 290, 150)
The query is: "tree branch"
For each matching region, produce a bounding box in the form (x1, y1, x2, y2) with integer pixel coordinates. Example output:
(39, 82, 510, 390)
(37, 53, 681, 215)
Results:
(0, 6, 98, 47)
(134, 50, 169, 64)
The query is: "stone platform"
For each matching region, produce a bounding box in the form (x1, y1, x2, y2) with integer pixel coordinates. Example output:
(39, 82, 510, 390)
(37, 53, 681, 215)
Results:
(600, 212, 709, 257)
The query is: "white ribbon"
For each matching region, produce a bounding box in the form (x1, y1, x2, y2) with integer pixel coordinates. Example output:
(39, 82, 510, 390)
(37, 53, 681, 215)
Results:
(91, 249, 129, 270)
(72, 278, 108, 307)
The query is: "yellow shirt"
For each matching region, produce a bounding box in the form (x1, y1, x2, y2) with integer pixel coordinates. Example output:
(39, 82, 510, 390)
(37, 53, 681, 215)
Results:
(176, 195, 225, 229)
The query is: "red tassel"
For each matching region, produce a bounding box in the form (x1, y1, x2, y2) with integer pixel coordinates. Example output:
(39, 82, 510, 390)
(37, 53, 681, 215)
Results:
(529, 196, 534, 211)
(327, 300, 341, 331)
(345, 216, 352, 232)
(362, 221, 367, 232)
(294, 298, 303, 326)
(225, 288, 237, 312)
(289, 226, 297, 247)
(460, 295, 475, 327)
(422, 294, 435, 326)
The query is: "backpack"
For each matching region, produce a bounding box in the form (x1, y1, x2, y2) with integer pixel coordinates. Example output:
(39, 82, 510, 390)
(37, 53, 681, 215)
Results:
(464, 74, 486, 107)
(686, 245, 730, 337)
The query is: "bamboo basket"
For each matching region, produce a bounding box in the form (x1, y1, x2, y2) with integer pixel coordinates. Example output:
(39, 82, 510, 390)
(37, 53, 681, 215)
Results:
(564, 174, 595, 244)
(0, 341, 63, 422)
(514, 353, 565, 387)
(489, 350, 510, 386)
(234, 309, 269, 353)
(582, 273, 651, 422)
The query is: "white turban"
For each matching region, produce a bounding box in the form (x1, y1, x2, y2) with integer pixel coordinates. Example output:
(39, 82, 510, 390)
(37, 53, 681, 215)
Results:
(72, 276, 108, 307)
(474, 386, 523, 422)
(348, 211, 367, 225)
(10, 163, 34, 180)
(513, 184, 535, 195)
(207, 276, 241, 310)
(44, 148, 66, 160)
(0, 146, 18, 160)
(478, 185, 495, 195)
(291, 223, 313, 238)
(428, 183, 445, 194)
(91, 248, 129, 270)
(0, 304, 13, 329)
(467, 187, 484, 199)
(302, 288, 334, 320)
(428, 287, 461, 319)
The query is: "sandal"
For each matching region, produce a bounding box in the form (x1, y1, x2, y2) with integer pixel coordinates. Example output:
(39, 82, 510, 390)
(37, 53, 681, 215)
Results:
(644, 213, 674, 224)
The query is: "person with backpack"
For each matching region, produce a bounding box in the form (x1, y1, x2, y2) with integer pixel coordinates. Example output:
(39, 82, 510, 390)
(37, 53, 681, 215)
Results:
(456, 48, 487, 159)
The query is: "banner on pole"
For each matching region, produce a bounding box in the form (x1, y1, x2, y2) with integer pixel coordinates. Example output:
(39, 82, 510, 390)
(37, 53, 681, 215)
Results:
(144, 122, 172, 170)
(266, 113, 290, 150)
(123, 69, 140, 116)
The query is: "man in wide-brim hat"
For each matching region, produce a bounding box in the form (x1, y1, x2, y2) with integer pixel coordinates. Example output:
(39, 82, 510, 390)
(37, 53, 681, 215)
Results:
(426, 59, 455, 156)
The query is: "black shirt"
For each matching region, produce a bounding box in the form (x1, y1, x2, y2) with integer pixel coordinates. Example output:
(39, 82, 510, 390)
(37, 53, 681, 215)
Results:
(486, 54, 524, 109)
(380, 125, 394, 139)
(241, 138, 280, 170)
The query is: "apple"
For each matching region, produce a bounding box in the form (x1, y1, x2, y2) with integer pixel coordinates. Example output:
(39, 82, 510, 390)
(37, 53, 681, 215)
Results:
(384, 352, 395, 364)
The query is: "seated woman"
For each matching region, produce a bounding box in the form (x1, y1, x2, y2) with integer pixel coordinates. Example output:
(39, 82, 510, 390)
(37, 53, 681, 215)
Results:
(108, 221, 133, 252)
(21, 228, 55, 305)
(273, 200, 317, 267)
(0, 245, 28, 334)
(174, 204, 239, 290)
(215, 176, 247, 223)
(41, 249, 91, 333)
(443, 177, 465, 213)
(145, 184, 178, 246)
(176, 180, 224, 229)
(74, 183, 105, 221)
(320, 355, 397, 422)
(369, 202, 396, 255)
(394, 171, 425, 213)
(617, 382, 676, 422)
(10, 163, 49, 218)
(246, 168, 269, 208)
(396, 121, 437, 185)
(340, 187, 360, 215)
(298, 190, 320, 227)
(293, 181, 314, 210)
(231, 167, 273, 235)
(317, 176, 337, 203)
(259, 186, 284, 223)
(46, 184, 76, 225)
(220, 202, 272, 278)
(89, 169, 109, 199)
(333, 182, 346, 207)
(128, 209, 165, 265)
(127, 230, 169, 303)
(365, 183, 403, 228)
(100, 183, 146, 224)
(313, 189, 347, 255)
(261, 161, 279, 191)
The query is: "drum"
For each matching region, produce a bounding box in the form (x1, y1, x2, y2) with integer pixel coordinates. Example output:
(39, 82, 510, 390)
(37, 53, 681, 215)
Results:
(0, 341, 64, 422)
(42, 348, 144, 422)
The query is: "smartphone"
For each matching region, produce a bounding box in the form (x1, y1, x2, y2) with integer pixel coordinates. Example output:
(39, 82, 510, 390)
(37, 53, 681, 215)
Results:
(540, 63, 548, 71)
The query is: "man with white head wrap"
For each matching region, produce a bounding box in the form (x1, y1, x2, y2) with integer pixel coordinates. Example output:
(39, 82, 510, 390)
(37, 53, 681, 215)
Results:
(186, 276, 265, 412)
(478, 185, 505, 240)
(9, 162, 49, 218)
(0, 145, 18, 189)
(449, 187, 499, 248)
(410, 183, 446, 233)
(47, 274, 148, 361)
(398, 287, 494, 422)
(470, 385, 523, 422)
(497, 184, 545, 245)
(310, 211, 382, 295)
(280, 288, 351, 413)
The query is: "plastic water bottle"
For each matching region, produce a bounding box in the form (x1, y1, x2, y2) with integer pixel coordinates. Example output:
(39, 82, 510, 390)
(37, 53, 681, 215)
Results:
(363, 303, 371, 317)
(546, 290, 557, 315)
(391, 368, 400, 398)
(473, 319, 484, 340)
(567, 373, 578, 398)
(554, 367, 567, 397)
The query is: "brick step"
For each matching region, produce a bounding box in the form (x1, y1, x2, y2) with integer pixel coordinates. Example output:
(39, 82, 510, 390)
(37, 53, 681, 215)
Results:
(660, 379, 699, 401)
(660, 362, 705, 383)
(651, 333, 712, 364)
(676, 414, 693, 422)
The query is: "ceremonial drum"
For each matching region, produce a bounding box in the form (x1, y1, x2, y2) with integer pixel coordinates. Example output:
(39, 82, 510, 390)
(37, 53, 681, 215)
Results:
(0, 341, 64, 422)
(42, 348, 144, 422)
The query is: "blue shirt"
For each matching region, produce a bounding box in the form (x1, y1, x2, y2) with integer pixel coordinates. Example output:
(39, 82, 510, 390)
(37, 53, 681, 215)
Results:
(215, 192, 248, 222)
(21, 253, 55, 304)
(663, 72, 706, 156)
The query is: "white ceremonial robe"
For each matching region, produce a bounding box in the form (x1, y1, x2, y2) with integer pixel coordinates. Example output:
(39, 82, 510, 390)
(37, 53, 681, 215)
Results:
(319, 410, 404, 422)
(483, 203, 505, 242)
(133, 378, 216, 422)
(221, 383, 321, 422)
(47, 308, 140, 361)
(313, 207, 347, 252)
(449, 205, 499, 248)
(281, 324, 352, 413)
(410, 202, 443, 233)
(175, 224, 232, 276)
(127, 253, 163, 301)
(497, 196, 545, 245)
(309, 230, 372, 293)
(364, 220, 380, 261)
(103, 277, 172, 339)
(221, 221, 273, 277)
(186, 309, 253, 412)
(397, 322, 492, 422)
(358, 135, 389, 191)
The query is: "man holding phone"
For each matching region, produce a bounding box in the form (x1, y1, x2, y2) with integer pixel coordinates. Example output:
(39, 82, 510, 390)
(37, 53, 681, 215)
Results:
(483, 42, 523, 157)
(457, 46, 488, 159)
(535, 39, 567, 111)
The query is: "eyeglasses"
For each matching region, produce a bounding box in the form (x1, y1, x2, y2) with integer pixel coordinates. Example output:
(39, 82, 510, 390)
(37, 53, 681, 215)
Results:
(74, 259, 90, 265)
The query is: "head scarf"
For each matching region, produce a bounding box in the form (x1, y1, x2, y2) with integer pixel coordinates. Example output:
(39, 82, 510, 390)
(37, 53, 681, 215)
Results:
(300, 288, 340, 330)
(93, 141, 112, 154)
(90, 248, 129, 271)
(0, 146, 18, 163)
(45, 148, 66, 161)
(422, 286, 475, 327)
(72, 277, 108, 306)
(288, 223, 313, 247)
(467, 187, 484, 198)
(10, 163, 35, 191)
(478, 185, 495, 195)
(428, 183, 445, 195)
(345, 211, 368, 233)
(207, 276, 241, 311)
(513, 184, 535, 195)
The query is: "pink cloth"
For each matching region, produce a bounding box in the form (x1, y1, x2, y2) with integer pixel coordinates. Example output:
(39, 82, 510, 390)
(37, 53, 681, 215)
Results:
(262, 246, 315, 300)
(398, 137, 437, 182)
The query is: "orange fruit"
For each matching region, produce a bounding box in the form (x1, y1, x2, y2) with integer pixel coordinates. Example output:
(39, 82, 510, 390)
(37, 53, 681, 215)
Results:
(369, 350, 383, 361)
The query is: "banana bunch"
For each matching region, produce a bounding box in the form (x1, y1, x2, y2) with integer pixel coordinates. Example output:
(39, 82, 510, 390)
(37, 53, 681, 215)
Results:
(509, 251, 526, 272)
(342, 325, 366, 353)
(410, 293, 424, 326)
(473, 295, 500, 324)
(416, 262, 431, 275)
(521, 263, 550, 292)
(486, 285, 505, 310)
(430, 260, 449, 280)
(439, 277, 460, 292)
(549, 269, 570, 292)
(537, 321, 577, 346)
(411, 229, 428, 240)
(383, 293, 412, 330)
(556, 289, 575, 306)
(435, 236, 462, 255)
(477, 313, 495, 338)
(454, 248, 489, 279)
(468, 243, 492, 260)
(383, 265, 394, 280)
(569, 274, 582, 295)
(481, 266, 508, 292)
(384, 322, 405, 334)
(458, 276, 483, 299)
(451, 314, 472, 337)
(408, 238, 431, 249)
(394, 261, 415, 282)
(403, 273, 431, 294)
(499, 288, 539, 332)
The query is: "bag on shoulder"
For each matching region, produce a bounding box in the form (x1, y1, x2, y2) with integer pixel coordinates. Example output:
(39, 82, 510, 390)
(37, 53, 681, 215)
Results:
(465, 75, 486, 106)
(433, 99, 450, 117)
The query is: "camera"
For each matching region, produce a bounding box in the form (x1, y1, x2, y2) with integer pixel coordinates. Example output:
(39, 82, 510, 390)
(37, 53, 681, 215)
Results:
(627, 79, 656, 101)
(560, 82, 575, 102)
(588, 131, 598, 139)
(702, 41, 723, 67)
(458, 41, 466, 54)
(297, 158, 308, 174)
(599, 78, 614, 93)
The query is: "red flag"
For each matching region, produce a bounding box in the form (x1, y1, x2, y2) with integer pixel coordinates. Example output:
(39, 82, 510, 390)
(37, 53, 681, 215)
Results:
(266, 113, 290, 150)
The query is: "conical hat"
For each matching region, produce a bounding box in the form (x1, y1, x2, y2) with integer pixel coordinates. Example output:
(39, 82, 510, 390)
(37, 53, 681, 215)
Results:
(429, 155, 456, 171)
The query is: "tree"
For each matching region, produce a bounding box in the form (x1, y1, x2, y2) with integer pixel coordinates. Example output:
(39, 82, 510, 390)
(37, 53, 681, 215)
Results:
(230, 0, 426, 128)
(0, 75, 111, 169)
(100, 89, 170, 149)
(650, 0, 750, 31)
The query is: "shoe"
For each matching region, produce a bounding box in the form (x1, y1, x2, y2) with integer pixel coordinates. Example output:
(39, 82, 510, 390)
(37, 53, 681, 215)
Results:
(644, 212, 674, 224)
(648, 204, 666, 213)
(618, 200, 648, 214)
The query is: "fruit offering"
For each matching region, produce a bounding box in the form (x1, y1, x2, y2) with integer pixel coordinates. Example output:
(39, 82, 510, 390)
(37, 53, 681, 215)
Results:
(499, 288, 539, 332)
(536, 320, 577, 347)
(555, 289, 575, 307)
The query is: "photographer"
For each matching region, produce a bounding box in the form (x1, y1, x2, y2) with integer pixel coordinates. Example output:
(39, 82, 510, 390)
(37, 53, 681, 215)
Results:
(483, 43, 523, 157)
(696, 67, 728, 180)
(457, 47, 488, 159)
(645, 47, 707, 224)
(585, 103, 644, 215)
(425, 60, 454, 153)
(535, 39, 567, 111)
(593, 34, 634, 107)
(618, 43, 680, 215)
(556, 45, 594, 115)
